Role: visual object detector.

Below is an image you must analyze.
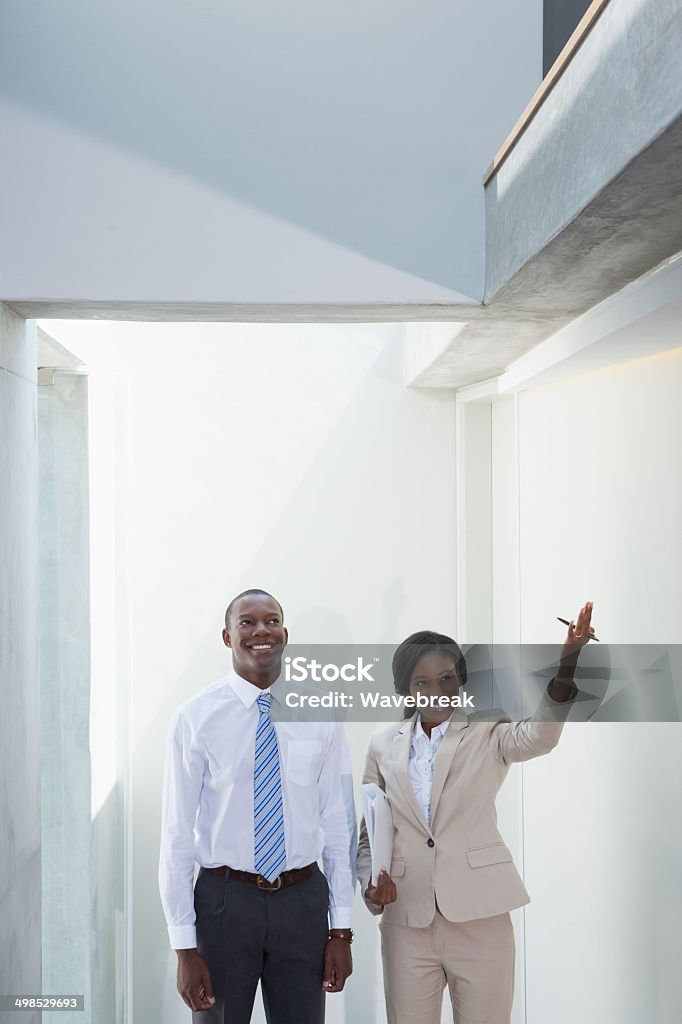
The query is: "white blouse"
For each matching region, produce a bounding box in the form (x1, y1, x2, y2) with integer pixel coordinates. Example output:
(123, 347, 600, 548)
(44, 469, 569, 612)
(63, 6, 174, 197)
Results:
(408, 715, 451, 824)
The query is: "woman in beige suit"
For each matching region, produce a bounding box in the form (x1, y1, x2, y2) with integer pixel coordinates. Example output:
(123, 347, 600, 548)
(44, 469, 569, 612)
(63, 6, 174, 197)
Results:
(357, 602, 595, 1024)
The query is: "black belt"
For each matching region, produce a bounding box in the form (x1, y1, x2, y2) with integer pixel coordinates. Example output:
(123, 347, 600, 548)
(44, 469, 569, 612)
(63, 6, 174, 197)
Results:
(204, 863, 315, 891)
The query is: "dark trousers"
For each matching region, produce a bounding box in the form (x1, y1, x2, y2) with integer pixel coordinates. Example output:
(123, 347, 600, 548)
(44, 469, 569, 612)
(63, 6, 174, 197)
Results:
(192, 865, 329, 1024)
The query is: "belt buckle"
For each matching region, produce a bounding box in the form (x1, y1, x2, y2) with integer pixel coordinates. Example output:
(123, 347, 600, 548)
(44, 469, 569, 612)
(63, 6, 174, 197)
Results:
(257, 873, 283, 891)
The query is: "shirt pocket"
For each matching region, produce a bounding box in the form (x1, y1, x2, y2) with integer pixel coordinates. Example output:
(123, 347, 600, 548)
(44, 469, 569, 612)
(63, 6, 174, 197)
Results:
(285, 740, 321, 786)
(465, 843, 513, 869)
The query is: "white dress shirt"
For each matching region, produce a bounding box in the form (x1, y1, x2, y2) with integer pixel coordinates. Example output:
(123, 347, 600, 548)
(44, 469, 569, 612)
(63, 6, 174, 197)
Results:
(159, 670, 357, 949)
(408, 715, 451, 824)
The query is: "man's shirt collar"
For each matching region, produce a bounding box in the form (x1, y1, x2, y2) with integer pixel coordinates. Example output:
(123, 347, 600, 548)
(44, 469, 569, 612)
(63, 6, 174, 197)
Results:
(228, 670, 268, 707)
(228, 668, 285, 707)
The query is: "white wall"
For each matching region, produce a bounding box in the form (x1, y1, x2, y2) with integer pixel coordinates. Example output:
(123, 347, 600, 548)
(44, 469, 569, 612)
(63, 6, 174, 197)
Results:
(1, 1, 542, 305)
(40, 317, 682, 1023)
(0, 305, 40, 1024)
(41, 319, 458, 1023)
(517, 349, 682, 644)
(38, 373, 93, 1024)
(516, 349, 682, 1024)
(474, 347, 682, 1024)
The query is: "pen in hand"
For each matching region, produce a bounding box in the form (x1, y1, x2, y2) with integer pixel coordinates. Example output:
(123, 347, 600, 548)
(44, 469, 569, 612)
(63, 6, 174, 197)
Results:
(557, 616, 599, 641)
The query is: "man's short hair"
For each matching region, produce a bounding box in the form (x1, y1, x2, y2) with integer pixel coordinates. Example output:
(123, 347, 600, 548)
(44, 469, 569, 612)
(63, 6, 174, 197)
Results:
(224, 589, 284, 628)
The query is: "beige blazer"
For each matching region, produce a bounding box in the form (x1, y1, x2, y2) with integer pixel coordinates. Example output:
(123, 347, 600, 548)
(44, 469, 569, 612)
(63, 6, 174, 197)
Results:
(357, 691, 575, 927)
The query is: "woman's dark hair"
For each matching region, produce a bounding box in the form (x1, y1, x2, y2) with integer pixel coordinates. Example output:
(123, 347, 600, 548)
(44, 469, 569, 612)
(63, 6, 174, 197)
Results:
(392, 630, 467, 719)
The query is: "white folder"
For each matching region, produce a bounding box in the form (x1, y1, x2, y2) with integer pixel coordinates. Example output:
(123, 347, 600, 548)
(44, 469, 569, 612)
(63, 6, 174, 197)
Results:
(361, 783, 394, 886)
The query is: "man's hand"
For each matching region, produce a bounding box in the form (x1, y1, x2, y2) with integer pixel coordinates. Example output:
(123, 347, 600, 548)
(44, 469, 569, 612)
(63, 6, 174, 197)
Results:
(322, 937, 353, 993)
(176, 948, 215, 1011)
(365, 869, 397, 908)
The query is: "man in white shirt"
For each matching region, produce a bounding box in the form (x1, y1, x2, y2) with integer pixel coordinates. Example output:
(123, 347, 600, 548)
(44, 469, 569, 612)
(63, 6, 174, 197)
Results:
(159, 589, 356, 1023)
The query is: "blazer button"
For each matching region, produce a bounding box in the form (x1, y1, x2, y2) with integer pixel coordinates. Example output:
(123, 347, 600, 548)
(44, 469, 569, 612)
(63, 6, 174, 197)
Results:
(427, 838, 435, 848)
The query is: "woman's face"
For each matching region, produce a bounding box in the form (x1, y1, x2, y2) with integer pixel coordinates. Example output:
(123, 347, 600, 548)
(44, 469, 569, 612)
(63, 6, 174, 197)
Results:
(408, 649, 460, 725)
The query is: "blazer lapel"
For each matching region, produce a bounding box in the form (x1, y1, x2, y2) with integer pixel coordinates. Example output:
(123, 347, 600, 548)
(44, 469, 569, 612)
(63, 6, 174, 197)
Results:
(428, 715, 468, 824)
(392, 717, 431, 836)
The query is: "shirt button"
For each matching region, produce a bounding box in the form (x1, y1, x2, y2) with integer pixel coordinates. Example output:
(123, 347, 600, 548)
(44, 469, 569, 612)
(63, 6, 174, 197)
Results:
(427, 838, 435, 848)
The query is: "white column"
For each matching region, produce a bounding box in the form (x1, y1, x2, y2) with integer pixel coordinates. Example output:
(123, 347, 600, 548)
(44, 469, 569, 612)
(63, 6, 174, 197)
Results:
(0, 304, 39, 1022)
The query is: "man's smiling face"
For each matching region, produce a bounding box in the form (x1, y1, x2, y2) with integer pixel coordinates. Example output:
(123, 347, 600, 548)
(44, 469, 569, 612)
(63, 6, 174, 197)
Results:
(222, 593, 288, 686)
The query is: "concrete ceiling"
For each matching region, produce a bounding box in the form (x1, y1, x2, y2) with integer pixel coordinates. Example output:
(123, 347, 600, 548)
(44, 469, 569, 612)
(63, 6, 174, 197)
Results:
(407, 114, 682, 388)
(12, 0, 682, 393)
(407, 0, 682, 387)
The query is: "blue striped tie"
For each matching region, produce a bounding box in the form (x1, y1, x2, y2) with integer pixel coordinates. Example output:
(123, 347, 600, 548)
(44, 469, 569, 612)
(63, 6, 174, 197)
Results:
(253, 692, 286, 882)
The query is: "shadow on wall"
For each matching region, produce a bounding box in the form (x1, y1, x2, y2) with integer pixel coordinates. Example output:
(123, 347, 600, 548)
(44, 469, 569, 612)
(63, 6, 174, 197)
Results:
(0, 0, 542, 296)
(91, 784, 125, 1024)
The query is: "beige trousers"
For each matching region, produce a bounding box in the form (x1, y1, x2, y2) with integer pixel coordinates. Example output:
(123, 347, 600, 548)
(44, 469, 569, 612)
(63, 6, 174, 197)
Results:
(380, 911, 515, 1024)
